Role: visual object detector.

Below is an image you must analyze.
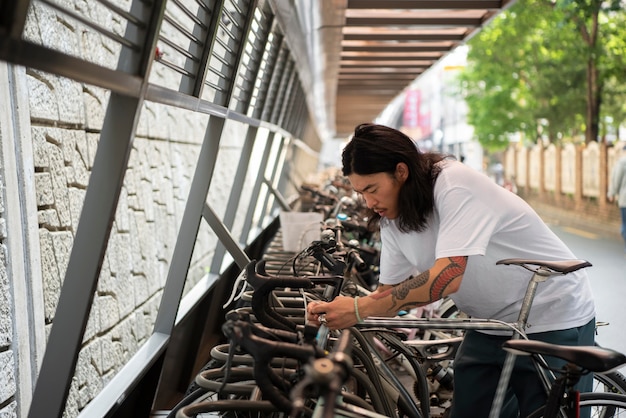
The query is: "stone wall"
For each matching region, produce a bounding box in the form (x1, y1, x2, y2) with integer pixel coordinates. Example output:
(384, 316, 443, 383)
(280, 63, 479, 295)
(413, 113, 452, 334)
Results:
(0, 5, 320, 418)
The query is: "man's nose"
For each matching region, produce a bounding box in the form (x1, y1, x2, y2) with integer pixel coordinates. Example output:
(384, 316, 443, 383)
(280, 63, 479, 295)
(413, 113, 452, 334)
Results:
(363, 194, 375, 208)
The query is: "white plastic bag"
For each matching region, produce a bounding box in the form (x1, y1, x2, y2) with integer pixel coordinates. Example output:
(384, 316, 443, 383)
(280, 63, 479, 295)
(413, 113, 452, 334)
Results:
(279, 211, 323, 252)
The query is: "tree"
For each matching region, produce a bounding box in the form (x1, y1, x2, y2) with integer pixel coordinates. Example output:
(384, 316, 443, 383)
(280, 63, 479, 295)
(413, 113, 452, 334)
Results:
(597, 9, 626, 141)
(459, 0, 626, 150)
(459, 0, 586, 151)
(550, 0, 623, 143)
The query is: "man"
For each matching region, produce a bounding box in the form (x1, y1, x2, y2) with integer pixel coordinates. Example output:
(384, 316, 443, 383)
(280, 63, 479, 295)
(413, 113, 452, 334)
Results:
(308, 123, 596, 417)
(608, 145, 626, 251)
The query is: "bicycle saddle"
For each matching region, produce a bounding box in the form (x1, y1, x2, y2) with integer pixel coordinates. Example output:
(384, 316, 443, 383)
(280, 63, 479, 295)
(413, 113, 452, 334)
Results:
(503, 339, 626, 373)
(496, 258, 592, 274)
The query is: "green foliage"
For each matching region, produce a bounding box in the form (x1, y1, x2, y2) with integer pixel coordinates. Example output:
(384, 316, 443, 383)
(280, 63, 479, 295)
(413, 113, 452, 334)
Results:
(599, 11, 626, 140)
(459, 0, 626, 150)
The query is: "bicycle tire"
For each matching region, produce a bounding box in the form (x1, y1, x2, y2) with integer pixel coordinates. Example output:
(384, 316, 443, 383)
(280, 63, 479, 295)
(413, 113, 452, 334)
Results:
(373, 330, 431, 418)
(526, 392, 626, 418)
(595, 370, 626, 395)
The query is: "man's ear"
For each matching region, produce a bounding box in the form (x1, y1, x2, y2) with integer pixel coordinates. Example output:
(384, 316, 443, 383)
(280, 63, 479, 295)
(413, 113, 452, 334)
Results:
(395, 162, 409, 182)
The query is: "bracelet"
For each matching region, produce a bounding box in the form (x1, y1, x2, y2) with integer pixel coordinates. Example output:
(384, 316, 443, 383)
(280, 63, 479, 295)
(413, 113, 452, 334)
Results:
(354, 296, 364, 323)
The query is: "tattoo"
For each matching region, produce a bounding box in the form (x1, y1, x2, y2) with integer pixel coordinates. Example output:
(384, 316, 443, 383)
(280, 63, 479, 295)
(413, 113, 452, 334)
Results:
(390, 271, 429, 310)
(429, 256, 467, 300)
(385, 256, 467, 311)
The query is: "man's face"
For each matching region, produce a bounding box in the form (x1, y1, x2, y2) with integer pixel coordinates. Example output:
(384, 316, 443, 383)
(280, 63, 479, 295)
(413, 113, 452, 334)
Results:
(348, 170, 404, 220)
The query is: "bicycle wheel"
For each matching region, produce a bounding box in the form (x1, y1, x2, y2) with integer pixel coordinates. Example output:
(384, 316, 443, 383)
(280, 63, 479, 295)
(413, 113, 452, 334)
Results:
(595, 370, 626, 395)
(526, 392, 626, 418)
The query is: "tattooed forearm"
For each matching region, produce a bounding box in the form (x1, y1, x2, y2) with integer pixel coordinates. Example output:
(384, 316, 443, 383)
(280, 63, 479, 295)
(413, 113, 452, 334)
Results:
(430, 256, 467, 300)
(367, 257, 467, 317)
(390, 271, 429, 309)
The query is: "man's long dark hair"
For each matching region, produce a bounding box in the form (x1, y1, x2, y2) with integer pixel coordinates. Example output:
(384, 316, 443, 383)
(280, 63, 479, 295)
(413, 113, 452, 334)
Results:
(342, 123, 447, 232)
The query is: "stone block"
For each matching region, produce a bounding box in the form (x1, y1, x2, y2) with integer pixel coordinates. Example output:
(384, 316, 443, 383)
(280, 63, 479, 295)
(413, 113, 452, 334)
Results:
(132, 275, 149, 309)
(0, 247, 11, 346)
(139, 179, 155, 223)
(39, 229, 61, 321)
(30, 127, 50, 168)
(32, 3, 80, 56)
(128, 216, 144, 275)
(97, 295, 120, 332)
(111, 319, 138, 363)
(75, 342, 103, 409)
(80, 29, 120, 70)
(114, 189, 130, 233)
(34, 172, 54, 206)
(83, 86, 109, 131)
(64, 378, 80, 418)
(46, 140, 72, 228)
(28, 71, 85, 125)
(70, 138, 91, 188)
(51, 231, 73, 281)
(0, 350, 16, 404)
(137, 102, 169, 139)
(83, 299, 99, 343)
(0, 402, 17, 418)
(100, 336, 123, 375)
(68, 187, 87, 233)
(26, 70, 60, 121)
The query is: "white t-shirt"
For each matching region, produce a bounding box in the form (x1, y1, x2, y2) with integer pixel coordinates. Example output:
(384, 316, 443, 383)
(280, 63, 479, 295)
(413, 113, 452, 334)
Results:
(379, 160, 595, 334)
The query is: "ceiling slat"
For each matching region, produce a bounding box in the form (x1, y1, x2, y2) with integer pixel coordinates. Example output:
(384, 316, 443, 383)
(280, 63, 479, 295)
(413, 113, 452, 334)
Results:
(330, 0, 516, 138)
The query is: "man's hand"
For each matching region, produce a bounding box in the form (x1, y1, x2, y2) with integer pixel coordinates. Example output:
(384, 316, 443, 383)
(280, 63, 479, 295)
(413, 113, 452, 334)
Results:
(307, 296, 359, 330)
(307, 256, 468, 330)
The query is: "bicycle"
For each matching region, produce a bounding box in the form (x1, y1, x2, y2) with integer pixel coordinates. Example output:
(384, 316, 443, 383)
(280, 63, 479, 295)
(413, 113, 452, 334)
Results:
(171, 311, 414, 418)
(179, 325, 626, 418)
(238, 255, 626, 417)
(373, 302, 626, 415)
(290, 328, 392, 418)
(171, 246, 626, 418)
(502, 338, 626, 417)
(349, 257, 626, 417)
(289, 332, 626, 418)
(211, 313, 626, 418)
(232, 257, 599, 416)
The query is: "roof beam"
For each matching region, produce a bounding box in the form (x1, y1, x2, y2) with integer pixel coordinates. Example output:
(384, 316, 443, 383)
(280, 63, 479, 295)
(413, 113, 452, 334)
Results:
(343, 33, 464, 41)
(345, 17, 483, 27)
(347, 0, 505, 9)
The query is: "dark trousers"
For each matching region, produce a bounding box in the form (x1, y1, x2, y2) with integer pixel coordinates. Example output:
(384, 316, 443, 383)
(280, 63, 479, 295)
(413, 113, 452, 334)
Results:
(449, 319, 595, 418)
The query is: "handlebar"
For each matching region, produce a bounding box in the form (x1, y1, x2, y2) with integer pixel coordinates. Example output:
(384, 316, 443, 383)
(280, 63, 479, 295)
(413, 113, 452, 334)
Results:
(304, 240, 346, 275)
(290, 329, 354, 418)
(245, 260, 344, 331)
(222, 314, 326, 414)
(245, 260, 315, 331)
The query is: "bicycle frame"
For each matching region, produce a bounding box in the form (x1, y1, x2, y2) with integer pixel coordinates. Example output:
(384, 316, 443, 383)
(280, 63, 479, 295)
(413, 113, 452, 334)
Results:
(356, 263, 564, 418)
(503, 338, 626, 418)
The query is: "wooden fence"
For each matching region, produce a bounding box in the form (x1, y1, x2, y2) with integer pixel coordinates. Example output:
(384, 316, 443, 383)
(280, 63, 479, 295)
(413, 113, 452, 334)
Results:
(503, 141, 624, 229)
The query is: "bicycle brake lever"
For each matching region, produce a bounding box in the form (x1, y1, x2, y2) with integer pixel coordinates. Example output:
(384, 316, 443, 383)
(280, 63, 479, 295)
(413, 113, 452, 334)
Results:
(223, 262, 252, 308)
(218, 337, 237, 395)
